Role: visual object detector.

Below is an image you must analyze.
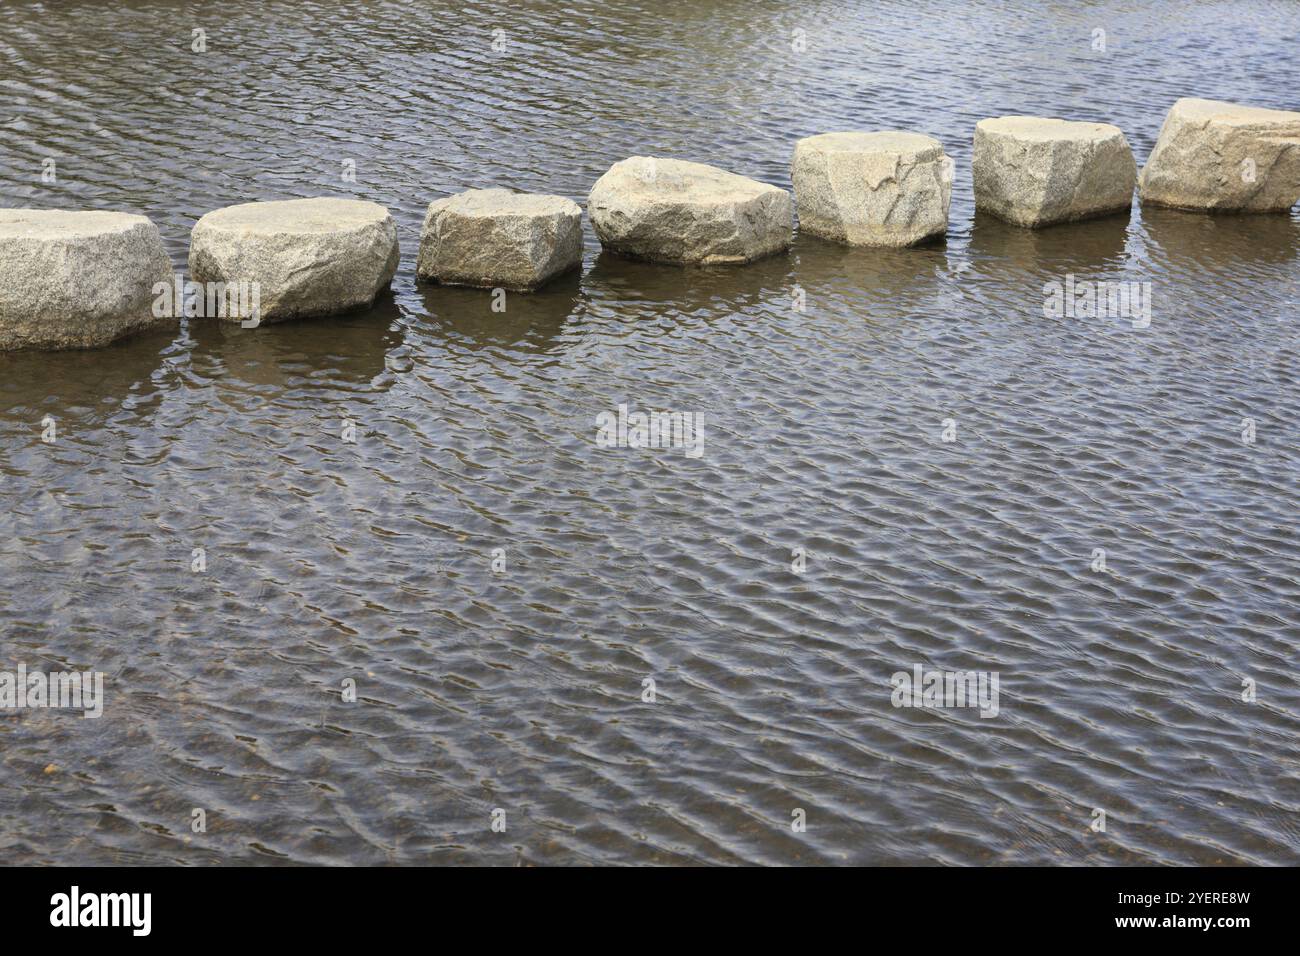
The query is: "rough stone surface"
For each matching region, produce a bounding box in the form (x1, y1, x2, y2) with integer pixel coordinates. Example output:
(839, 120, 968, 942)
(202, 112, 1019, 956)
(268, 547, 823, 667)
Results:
(587, 157, 792, 264)
(417, 188, 583, 291)
(0, 209, 173, 351)
(1139, 97, 1300, 212)
(973, 116, 1137, 227)
(791, 131, 952, 246)
(189, 198, 399, 323)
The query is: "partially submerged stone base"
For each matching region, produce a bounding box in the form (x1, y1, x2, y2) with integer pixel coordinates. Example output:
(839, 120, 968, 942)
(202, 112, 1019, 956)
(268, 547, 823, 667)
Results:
(973, 117, 1136, 227)
(189, 197, 399, 324)
(1139, 98, 1300, 213)
(587, 157, 792, 264)
(417, 188, 583, 291)
(792, 131, 951, 246)
(0, 209, 173, 351)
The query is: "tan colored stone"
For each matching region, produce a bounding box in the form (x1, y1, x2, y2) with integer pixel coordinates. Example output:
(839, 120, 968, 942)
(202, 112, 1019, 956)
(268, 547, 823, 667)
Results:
(0, 209, 173, 351)
(1139, 98, 1300, 212)
(792, 131, 951, 246)
(973, 116, 1136, 227)
(189, 198, 398, 323)
(588, 157, 791, 264)
(417, 188, 582, 291)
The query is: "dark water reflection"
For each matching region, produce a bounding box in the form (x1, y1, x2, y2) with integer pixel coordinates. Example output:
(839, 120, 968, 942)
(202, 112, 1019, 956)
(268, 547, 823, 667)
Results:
(186, 302, 405, 390)
(420, 272, 582, 352)
(968, 213, 1132, 276)
(1, 0, 1298, 865)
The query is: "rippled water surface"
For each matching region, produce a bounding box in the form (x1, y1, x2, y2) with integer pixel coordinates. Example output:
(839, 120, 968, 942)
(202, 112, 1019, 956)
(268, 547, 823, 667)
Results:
(1, 0, 1299, 865)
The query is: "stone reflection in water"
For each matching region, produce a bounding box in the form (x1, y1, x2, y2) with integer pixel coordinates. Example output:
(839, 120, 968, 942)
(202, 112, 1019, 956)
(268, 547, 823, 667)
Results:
(967, 211, 1133, 280)
(790, 235, 954, 308)
(417, 270, 583, 354)
(1140, 206, 1300, 273)
(583, 250, 798, 316)
(0, 326, 179, 420)
(185, 295, 405, 391)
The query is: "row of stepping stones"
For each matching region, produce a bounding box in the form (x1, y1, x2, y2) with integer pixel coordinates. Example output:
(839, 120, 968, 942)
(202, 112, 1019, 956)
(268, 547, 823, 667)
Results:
(2, 97, 1298, 351)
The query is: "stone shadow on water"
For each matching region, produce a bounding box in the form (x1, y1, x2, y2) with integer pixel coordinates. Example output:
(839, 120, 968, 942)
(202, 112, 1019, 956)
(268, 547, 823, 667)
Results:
(184, 293, 405, 391)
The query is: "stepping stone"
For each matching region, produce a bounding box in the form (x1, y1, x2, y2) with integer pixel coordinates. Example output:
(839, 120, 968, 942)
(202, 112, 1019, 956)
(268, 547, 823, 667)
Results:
(189, 197, 398, 324)
(0, 209, 173, 351)
(792, 131, 952, 246)
(416, 188, 583, 291)
(588, 157, 792, 265)
(1139, 97, 1300, 213)
(973, 116, 1136, 227)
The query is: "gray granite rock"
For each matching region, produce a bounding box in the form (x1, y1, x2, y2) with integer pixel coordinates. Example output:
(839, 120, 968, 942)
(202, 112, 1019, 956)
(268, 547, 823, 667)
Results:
(792, 131, 952, 246)
(973, 116, 1136, 227)
(417, 188, 583, 291)
(588, 157, 792, 264)
(0, 209, 173, 351)
(189, 198, 398, 323)
(1139, 98, 1300, 212)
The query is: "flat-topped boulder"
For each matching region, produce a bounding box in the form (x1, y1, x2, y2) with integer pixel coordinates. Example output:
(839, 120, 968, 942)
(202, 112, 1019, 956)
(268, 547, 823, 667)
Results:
(1139, 98, 1300, 212)
(792, 131, 951, 246)
(587, 157, 792, 264)
(0, 209, 173, 351)
(189, 197, 398, 323)
(973, 116, 1136, 227)
(417, 188, 583, 291)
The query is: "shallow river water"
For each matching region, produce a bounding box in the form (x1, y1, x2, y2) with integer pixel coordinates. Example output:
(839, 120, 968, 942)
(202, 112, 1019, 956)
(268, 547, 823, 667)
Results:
(1, 0, 1298, 864)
